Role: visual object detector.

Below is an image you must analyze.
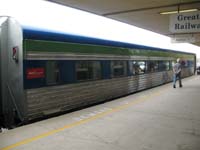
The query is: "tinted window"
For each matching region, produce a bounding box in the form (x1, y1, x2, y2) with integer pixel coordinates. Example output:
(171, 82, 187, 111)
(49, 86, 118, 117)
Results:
(111, 60, 127, 77)
(46, 61, 60, 85)
(147, 61, 158, 72)
(188, 60, 194, 67)
(76, 61, 101, 81)
(132, 61, 146, 75)
(159, 61, 170, 71)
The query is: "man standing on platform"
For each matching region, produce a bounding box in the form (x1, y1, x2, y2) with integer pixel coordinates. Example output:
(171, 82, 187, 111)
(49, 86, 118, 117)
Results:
(173, 58, 183, 88)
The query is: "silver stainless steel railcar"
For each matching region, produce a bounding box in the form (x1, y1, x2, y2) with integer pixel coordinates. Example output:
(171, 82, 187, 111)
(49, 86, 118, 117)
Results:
(0, 17, 196, 128)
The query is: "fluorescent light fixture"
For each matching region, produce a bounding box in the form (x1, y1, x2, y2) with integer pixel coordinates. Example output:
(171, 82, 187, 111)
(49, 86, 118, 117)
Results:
(160, 8, 198, 15)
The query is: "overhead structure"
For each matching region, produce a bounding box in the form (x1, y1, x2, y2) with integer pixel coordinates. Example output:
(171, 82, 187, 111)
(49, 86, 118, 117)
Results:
(47, 0, 200, 46)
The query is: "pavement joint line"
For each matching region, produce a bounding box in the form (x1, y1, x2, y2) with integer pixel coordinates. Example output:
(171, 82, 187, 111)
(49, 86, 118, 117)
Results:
(1, 88, 166, 150)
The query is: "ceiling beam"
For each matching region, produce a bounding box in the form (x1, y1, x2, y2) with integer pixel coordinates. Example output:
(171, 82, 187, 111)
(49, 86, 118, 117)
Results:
(102, 1, 200, 16)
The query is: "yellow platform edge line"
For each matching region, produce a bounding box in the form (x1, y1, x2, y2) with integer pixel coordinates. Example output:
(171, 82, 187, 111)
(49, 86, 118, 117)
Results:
(1, 90, 164, 150)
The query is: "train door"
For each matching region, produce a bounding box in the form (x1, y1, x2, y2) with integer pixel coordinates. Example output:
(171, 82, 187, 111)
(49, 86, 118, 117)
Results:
(0, 17, 26, 128)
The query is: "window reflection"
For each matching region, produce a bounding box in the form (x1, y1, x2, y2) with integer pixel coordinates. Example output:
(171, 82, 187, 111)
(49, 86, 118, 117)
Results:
(111, 60, 127, 77)
(76, 61, 101, 81)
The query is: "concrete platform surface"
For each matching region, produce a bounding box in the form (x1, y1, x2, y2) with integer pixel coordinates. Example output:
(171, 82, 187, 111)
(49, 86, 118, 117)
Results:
(0, 75, 200, 150)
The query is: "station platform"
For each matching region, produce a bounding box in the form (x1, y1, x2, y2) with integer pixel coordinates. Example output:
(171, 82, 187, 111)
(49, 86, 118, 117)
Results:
(0, 75, 200, 150)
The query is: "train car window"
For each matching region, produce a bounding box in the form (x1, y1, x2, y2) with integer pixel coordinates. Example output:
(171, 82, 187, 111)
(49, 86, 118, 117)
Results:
(188, 60, 194, 67)
(46, 61, 60, 85)
(169, 61, 173, 70)
(171, 61, 176, 69)
(159, 61, 170, 71)
(181, 60, 188, 68)
(146, 61, 158, 72)
(76, 61, 101, 81)
(191, 61, 194, 67)
(111, 60, 127, 77)
(138, 61, 146, 74)
(132, 61, 146, 75)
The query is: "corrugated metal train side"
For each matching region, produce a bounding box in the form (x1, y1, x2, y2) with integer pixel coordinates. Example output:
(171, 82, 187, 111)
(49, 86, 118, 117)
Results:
(0, 17, 196, 128)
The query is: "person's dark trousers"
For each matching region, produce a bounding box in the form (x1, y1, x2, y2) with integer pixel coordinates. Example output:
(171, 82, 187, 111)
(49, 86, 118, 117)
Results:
(176, 72, 182, 87)
(173, 72, 182, 88)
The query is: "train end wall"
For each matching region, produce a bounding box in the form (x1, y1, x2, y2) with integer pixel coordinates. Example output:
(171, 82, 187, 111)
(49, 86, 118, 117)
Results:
(0, 17, 26, 128)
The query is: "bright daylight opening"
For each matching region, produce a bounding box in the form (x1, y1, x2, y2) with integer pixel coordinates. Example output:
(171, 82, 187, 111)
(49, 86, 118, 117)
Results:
(0, 0, 200, 59)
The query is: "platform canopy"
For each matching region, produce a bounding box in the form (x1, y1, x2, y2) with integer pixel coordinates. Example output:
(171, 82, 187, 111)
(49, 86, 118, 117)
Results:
(47, 0, 200, 47)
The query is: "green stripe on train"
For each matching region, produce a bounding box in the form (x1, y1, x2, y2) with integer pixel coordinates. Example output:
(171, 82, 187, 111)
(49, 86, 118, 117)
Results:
(23, 39, 194, 59)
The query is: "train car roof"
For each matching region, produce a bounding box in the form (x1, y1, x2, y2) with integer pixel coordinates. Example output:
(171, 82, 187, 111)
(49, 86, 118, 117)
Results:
(23, 28, 195, 56)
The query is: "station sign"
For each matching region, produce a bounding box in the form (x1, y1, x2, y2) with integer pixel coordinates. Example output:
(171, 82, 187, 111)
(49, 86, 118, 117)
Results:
(169, 11, 200, 33)
(171, 34, 196, 43)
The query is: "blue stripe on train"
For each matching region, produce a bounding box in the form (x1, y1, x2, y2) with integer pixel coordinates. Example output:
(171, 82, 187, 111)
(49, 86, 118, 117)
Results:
(24, 60, 77, 89)
(23, 60, 111, 89)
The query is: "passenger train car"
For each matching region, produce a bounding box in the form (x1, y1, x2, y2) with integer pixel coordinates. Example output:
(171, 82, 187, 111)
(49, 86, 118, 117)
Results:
(0, 17, 196, 128)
